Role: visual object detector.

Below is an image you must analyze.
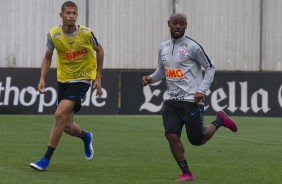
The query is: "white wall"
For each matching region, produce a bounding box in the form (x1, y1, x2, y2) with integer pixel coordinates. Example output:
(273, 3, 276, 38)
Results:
(88, 0, 171, 69)
(176, 0, 261, 71)
(0, 0, 86, 68)
(261, 0, 282, 71)
(0, 0, 281, 71)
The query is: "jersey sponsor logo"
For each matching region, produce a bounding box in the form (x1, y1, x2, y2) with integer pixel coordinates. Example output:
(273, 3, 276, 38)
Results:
(161, 53, 167, 61)
(66, 48, 88, 60)
(165, 42, 171, 46)
(165, 68, 184, 78)
(178, 49, 189, 60)
(180, 43, 188, 47)
(82, 28, 89, 32)
(74, 68, 91, 79)
(54, 32, 60, 38)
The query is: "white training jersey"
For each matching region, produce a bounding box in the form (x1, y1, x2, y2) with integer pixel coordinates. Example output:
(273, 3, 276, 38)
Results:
(150, 35, 215, 102)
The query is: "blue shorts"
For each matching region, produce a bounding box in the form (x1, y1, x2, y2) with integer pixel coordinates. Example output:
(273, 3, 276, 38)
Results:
(162, 100, 205, 145)
(57, 82, 90, 113)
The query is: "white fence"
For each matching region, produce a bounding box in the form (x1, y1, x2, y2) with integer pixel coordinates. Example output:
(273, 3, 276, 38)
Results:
(1, 0, 281, 71)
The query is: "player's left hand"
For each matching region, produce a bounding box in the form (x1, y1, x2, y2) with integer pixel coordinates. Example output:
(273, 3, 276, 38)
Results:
(194, 92, 205, 105)
(93, 78, 103, 97)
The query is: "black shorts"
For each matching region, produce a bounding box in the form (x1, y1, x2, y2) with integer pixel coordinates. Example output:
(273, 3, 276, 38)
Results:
(162, 100, 205, 145)
(57, 82, 90, 113)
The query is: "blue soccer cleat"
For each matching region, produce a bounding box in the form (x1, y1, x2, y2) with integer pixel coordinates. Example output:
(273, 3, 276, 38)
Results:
(84, 132, 94, 160)
(30, 157, 50, 171)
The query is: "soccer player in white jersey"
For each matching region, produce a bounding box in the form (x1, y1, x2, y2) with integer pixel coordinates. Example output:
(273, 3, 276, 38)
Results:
(142, 13, 237, 182)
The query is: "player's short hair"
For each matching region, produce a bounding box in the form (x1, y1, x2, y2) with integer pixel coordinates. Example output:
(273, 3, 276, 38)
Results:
(169, 13, 187, 22)
(61, 1, 78, 12)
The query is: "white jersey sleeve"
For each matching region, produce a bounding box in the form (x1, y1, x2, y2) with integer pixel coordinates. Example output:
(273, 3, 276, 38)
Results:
(150, 45, 166, 82)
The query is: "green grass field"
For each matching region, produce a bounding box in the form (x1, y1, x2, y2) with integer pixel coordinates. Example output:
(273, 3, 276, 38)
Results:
(0, 115, 281, 184)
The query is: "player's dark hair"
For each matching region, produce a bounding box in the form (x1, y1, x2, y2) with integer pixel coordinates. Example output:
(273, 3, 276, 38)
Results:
(61, 1, 78, 12)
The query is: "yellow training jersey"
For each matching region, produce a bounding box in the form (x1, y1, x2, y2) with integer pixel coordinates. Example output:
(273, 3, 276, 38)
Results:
(49, 25, 97, 82)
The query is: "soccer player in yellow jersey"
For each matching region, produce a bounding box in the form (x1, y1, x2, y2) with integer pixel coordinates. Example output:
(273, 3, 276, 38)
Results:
(30, 1, 104, 171)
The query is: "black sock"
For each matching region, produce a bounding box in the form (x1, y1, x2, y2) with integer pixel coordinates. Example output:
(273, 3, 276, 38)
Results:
(78, 129, 87, 141)
(211, 118, 224, 129)
(177, 160, 191, 174)
(44, 146, 55, 160)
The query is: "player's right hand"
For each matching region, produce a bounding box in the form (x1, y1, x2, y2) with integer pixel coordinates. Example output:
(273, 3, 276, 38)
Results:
(37, 80, 46, 94)
(194, 92, 205, 105)
(142, 76, 152, 86)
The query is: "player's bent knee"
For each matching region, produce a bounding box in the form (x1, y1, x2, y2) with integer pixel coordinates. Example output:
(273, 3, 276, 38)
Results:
(54, 110, 65, 121)
(165, 133, 180, 143)
(64, 128, 71, 135)
(189, 138, 203, 146)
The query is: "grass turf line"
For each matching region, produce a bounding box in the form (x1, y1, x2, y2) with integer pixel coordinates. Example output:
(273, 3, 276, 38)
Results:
(0, 115, 281, 184)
